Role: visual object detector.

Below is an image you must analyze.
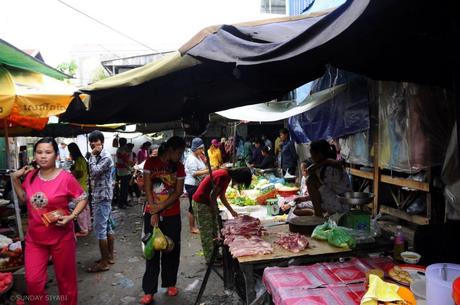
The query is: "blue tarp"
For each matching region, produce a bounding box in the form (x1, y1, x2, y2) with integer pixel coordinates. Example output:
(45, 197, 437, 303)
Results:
(288, 67, 370, 144)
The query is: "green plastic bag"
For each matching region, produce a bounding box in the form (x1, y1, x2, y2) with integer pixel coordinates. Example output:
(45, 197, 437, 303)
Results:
(144, 233, 155, 260)
(311, 222, 333, 241)
(327, 227, 356, 249)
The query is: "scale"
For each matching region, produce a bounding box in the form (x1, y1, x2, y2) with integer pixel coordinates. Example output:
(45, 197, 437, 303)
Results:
(266, 198, 280, 216)
(337, 192, 374, 232)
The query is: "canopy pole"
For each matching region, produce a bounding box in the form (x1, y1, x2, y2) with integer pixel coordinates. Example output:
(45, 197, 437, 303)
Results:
(3, 119, 24, 240)
(3, 119, 10, 167)
(232, 122, 238, 165)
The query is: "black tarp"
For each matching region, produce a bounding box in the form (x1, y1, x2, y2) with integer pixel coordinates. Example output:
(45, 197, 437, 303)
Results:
(61, 0, 456, 127)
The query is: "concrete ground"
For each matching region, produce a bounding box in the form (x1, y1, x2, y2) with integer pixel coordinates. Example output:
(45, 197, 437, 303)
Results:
(42, 197, 243, 305)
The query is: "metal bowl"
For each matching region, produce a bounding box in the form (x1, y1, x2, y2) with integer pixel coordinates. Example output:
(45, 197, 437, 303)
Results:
(337, 192, 374, 206)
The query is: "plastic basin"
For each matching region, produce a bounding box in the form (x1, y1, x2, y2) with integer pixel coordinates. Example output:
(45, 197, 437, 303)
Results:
(426, 263, 460, 305)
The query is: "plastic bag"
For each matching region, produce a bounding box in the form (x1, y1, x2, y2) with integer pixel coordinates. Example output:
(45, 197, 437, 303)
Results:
(144, 234, 155, 260)
(152, 227, 168, 251)
(327, 227, 356, 249)
(108, 215, 117, 230)
(311, 222, 333, 241)
(143, 226, 168, 260)
(311, 220, 356, 248)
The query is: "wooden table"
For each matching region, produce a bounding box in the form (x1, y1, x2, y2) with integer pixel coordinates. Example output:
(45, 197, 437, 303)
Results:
(228, 224, 393, 305)
(227, 224, 350, 305)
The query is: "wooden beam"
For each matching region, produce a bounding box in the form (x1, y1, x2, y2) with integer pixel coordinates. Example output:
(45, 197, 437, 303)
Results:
(380, 175, 430, 192)
(348, 168, 374, 180)
(380, 206, 430, 225)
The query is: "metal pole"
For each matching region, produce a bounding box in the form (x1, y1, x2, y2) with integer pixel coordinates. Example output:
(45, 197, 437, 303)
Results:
(3, 119, 24, 240)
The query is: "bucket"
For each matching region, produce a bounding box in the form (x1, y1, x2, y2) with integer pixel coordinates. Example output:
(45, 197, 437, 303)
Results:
(426, 263, 460, 305)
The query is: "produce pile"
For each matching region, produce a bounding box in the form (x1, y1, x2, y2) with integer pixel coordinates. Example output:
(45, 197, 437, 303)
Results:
(226, 175, 299, 206)
(0, 272, 13, 294)
(0, 235, 23, 271)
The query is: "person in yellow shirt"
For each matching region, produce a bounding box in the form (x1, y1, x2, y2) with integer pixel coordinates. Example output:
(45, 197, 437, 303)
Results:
(208, 139, 223, 169)
(274, 136, 282, 157)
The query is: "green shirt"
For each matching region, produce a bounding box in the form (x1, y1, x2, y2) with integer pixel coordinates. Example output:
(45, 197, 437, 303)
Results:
(71, 156, 89, 192)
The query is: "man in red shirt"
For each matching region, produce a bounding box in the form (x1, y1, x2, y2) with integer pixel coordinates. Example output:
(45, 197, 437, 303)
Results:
(140, 136, 185, 304)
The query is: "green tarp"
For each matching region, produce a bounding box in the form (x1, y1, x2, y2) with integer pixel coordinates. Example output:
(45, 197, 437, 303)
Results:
(0, 39, 70, 80)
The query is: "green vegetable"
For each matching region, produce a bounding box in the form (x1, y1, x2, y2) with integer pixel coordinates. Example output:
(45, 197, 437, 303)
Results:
(231, 196, 256, 206)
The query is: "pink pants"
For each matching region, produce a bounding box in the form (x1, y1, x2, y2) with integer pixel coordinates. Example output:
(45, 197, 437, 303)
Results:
(77, 204, 91, 232)
(25, 238, 78, 305)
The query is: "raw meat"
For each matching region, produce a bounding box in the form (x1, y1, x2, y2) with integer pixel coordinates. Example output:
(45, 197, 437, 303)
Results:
(222, 215, 273, 257)
(274, 233, 309, 253)
(228, 236, 273, 257)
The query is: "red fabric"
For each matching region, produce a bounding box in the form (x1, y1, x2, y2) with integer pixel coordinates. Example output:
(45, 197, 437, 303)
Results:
(143, 157, 185, 217)
(192, 169, 230, 204)
(137, 148, 148, 164)
(25, 238, 78, 305)
(22, 170, 83, 245)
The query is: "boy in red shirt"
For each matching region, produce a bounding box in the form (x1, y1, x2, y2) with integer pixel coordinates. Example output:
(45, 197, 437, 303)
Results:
(140, 136, 186, 304)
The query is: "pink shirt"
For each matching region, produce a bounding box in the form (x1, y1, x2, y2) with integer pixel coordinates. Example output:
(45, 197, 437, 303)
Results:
(22, 169, 85, 245)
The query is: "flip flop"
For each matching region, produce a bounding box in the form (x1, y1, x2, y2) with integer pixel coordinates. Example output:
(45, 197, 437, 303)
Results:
(87, 263, 110, 273)
(94, 258, 115, 264)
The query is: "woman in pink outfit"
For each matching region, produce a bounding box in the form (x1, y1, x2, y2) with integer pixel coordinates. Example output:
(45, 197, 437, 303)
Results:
(11, 137, 88, 305)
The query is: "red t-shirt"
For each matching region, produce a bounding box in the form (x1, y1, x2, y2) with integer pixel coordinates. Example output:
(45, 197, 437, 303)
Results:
(22, 169, 85, 245)
(192, 169, 231, 204)
(143, 156, 185, 217)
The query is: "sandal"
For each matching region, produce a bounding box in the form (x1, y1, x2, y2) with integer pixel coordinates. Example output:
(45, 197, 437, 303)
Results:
(167, 287, 178, 296)
(139, 294, 153, 304)
(94, 258, 115, 264)
(86, 263, 110, 273)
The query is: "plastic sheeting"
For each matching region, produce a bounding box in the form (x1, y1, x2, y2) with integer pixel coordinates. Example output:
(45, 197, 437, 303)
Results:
(441, 123, 460, 220)
(288, 67, 370, 144)
(378, 82, 454, 173)
(339, 131, 372, 167)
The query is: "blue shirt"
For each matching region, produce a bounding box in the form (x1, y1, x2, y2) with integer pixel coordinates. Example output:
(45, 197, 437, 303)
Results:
(280, 140, 298, 169)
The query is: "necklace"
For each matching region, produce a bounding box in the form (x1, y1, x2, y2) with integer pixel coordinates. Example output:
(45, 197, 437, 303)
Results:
(38, 169, 61, 182)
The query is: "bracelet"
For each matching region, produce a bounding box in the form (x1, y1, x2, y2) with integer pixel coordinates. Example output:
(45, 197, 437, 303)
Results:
(71, 213, 78, 220)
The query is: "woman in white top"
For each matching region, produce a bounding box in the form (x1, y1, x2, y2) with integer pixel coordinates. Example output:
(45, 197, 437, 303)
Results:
(184, 138, 209, 234)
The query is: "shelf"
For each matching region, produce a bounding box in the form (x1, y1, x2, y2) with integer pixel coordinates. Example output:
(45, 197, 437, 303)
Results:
(380, 175, 429, 192)
(379, 206, 430, 225)
(348, 168, 374, 180)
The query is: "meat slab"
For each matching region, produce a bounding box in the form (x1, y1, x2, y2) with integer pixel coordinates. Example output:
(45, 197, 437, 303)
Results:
(222, 215, 273, 257)
(274, 233, 309, 253)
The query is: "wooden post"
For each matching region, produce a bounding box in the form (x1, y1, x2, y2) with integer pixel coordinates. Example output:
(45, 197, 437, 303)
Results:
(3, 119, 10, 167)
(370, 81, 380, 217)
(3, 119, 24, 240)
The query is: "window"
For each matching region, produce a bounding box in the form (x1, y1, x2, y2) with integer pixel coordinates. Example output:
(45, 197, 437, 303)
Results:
(261, 0, 286, 14)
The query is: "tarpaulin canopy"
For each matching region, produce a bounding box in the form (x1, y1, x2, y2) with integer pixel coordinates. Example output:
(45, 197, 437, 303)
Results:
(0, 123, 125, 138)
(0, 65, 82, 130)
(0, 39, 70, 80)
(184, 0, 454, 87)
(61, 0, 455, 128)
(216, 83, 345, 122)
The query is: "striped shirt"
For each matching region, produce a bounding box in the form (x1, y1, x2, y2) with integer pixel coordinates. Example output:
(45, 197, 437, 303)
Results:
(89, 149, 114, 203)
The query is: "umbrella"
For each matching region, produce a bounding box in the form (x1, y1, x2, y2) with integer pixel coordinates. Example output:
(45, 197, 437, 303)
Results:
(0, 40, 78, 241)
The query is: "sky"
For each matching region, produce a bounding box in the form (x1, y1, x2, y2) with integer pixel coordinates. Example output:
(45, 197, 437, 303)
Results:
(1, 0, 278, 67)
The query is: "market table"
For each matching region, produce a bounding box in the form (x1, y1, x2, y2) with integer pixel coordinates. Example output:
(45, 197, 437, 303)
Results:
(224, 224, 392, 305)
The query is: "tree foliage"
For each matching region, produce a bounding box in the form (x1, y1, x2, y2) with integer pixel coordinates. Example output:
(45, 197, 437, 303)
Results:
(56, 60, 77, 77)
